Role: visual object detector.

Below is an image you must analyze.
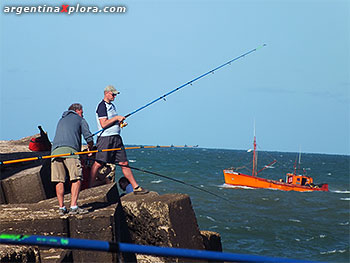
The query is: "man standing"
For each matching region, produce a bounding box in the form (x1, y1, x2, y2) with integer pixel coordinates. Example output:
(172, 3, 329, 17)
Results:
(51, 103, 94, 215)
(90, 85, 148, 195)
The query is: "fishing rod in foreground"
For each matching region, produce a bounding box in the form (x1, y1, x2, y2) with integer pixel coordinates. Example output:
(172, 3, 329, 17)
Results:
(94, 44, 266, 135)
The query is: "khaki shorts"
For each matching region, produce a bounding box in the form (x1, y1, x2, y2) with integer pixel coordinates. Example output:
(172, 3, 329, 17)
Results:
(51, 158, 83, 182)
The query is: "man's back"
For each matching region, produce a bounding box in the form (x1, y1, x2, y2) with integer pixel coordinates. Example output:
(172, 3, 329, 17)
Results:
(52, 110, 86, 151)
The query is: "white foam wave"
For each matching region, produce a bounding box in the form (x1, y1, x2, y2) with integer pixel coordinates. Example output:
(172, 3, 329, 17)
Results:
(221, 184, 254, 190)
(288, 219, 301, 223)
(206, 216, 216, 222)
(339, 222, 349, 225)
(320, 249, 346, 255)
(331, 190, 350, 194)
(129, 159, 136, 163)
(151, 180, 163, 184)
(340, 198, 350, 201)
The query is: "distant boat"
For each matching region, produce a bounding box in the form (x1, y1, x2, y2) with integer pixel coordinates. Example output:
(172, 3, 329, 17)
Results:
(223, 135, 329, 192)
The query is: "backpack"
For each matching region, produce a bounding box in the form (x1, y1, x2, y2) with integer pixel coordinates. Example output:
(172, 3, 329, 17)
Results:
(29, 126, 52, 152)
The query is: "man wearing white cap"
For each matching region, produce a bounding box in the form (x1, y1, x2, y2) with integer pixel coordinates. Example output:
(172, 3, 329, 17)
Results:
(90, 85, 149, 194)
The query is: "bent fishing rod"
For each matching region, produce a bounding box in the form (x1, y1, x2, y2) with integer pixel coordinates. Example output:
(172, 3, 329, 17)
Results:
(94, 44, 266, 135)
(0, 145, 193, 165)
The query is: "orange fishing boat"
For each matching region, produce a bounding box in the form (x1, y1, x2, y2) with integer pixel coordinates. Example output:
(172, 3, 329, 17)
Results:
(223, 135, 329, 192)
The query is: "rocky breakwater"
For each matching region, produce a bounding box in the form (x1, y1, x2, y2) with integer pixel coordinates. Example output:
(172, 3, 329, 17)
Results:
(0, 136, 222, 262)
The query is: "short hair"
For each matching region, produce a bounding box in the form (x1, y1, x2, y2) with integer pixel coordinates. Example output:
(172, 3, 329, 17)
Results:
(118, 177, 130, 190)
(68, 103, 82, 111)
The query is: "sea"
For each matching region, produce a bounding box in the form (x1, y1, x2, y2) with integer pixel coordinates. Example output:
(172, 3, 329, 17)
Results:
(122, 146, 349, 263)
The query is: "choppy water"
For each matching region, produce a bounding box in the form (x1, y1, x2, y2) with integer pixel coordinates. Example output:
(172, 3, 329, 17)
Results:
(122, 147, 350, 262)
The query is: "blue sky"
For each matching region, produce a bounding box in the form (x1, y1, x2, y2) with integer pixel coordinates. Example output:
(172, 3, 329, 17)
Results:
(1, 0, 349, 155)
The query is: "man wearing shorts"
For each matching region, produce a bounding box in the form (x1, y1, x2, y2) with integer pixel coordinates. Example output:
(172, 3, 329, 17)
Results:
(51, 103, 94, 215)
(90, 85, 148, 195)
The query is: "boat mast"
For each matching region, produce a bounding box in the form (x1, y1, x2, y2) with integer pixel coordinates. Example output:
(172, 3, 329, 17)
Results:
(252, 120, 257, 176)
(298, 147, 302, 175)
(293, 146, 302, 175)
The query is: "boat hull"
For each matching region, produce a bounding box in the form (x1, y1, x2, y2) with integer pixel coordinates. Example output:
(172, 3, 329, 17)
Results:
(223, 170, 328, 192)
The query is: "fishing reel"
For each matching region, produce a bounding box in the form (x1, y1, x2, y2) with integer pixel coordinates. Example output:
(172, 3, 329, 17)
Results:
(120, 121, 128, 128)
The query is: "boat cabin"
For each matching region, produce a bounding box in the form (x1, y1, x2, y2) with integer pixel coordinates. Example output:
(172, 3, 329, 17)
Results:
(286, 173, 313, 186)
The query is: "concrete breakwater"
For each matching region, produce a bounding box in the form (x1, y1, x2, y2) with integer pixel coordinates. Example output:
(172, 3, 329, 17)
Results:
(0, 136, 222, 262)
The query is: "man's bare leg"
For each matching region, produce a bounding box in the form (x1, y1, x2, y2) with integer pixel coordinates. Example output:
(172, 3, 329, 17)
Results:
(70, 180, 81, 207)
(90, 161, 103, 187)
(119, 161, 138, 189)
(56, 182, 65, 208)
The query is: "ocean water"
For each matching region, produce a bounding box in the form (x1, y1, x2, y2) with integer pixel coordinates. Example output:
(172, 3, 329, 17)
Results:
(122, 147, 349, 263)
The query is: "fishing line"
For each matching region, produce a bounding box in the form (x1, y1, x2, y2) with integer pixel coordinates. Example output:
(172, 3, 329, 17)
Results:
(86, 156, 232, 205)
(94, 44, 267, 135)
(119, 163, 232, 204)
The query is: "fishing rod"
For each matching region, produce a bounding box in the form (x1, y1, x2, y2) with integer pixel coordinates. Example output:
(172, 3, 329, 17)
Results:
(0, 145, 193, 165)
(94, 44, 266, 134)
(0, 233, 319, 263)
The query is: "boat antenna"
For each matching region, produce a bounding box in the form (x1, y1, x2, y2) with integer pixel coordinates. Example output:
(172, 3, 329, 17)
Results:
(93, 44, 267, 135)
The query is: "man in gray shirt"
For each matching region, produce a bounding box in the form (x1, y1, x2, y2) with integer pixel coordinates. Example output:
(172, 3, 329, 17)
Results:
(51, 103, 94, 215)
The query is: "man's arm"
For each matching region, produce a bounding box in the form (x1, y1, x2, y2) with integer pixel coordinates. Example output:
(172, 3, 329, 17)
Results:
(81, 119, 94, 150)
(99, 115, 125, 129)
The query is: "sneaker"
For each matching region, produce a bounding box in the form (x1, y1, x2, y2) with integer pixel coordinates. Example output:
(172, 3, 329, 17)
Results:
(133, 186, 149, 195)
(58, 207, 68, 216)
(68, 206, 88, 215)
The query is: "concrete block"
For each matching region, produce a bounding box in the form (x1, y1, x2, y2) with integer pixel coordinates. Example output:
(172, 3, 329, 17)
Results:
(0, 180, 6, 204)
(0, 203, 69, 237)
(69, 203, 119, 263)
(1, 166, 46, 203)
(40, 248, 73, 263)
(0, 245, 40, 263)
(38, 182, 120, 210)
(69, 184, 135, 263)
(200, 231, 222, 252)
(121, 193, 205, 250)
(39, 159, 56, 199)
(0, 183, 124, 262)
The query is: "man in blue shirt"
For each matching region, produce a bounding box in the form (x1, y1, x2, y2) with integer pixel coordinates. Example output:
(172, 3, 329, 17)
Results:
(51, 103, 94, 215)
(90, 85, 148, 195)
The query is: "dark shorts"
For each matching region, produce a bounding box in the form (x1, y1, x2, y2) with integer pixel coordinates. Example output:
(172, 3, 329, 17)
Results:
(95, 135, 128, 164)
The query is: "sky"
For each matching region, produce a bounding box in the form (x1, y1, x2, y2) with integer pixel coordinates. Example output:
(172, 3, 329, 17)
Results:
(1, 0, 349, 155)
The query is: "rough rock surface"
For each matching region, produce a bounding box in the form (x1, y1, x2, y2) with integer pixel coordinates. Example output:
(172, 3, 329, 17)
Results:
(120, 192, 208, 263)
(121, 193, 205, 250)
(0, 134, 49, 181)
(200, 231, 222, 252)
(0, 245, 40, 263)
(0, 136, 223, 263)
(0, 183, 126, 263)
(1, 166, 47, 204)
